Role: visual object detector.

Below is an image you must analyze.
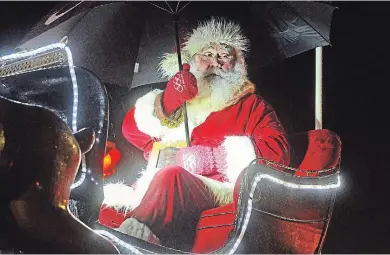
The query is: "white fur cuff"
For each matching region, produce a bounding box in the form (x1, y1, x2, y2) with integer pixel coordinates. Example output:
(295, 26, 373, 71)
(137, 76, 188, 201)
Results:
(133, 89, 164, 138)
(222, 136, 257, 183)
(103, 182, 138, 213)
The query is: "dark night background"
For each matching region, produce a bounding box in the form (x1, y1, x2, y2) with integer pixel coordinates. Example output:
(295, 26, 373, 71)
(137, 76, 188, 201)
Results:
(1, 1, 390, 253)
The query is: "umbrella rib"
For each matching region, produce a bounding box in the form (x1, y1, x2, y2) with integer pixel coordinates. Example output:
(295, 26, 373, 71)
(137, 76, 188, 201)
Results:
(177, 1, 191, 13)
(147, 1, 173, 14)
(281, 1, 331, 45)
(175, 0, 180, 13)
(165, 1, 175, 13)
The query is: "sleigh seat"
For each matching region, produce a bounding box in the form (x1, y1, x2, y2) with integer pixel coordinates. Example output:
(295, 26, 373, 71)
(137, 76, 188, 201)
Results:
(98, 129, 341, 253)
(98, 83, 342, 253)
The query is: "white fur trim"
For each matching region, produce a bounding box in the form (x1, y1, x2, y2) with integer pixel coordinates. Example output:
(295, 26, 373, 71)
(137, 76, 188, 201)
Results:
(158, 50, 192, 79)
(133, 89, 164, 138)
(222, 136, 257, 183)
(159, 18, 249, 79)
(196, 174, 234, 206)
(103, 166, 161, 212)
(103, 182, 138, 212)
(133, 90, 214, 142)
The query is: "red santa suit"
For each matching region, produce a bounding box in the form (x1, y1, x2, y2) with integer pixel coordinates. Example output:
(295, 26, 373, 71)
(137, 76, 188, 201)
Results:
(123, 83, 290, 184)
(103, 82, 289, 248)
(102, 18, 291, 250)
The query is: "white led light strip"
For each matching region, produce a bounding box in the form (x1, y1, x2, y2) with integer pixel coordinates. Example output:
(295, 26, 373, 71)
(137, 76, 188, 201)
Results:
(70, 155, 87, 190)
(93, 174, 340, 254)
(1, 43, 86, 189)
(0, 43, 65, 61)
(94, 230, 142, 254)
(227, 174, 341, 254)
(1, 43, 79, 132)
(64, 46, 79, 132)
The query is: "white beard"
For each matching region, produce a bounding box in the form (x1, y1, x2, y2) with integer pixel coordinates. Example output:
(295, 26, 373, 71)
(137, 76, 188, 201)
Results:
(188, 61, 247, 113)
(135, 60, 249, 143)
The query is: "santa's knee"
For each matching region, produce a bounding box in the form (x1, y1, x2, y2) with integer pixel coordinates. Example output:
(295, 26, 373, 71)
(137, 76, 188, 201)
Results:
(154, 165, 187, 181)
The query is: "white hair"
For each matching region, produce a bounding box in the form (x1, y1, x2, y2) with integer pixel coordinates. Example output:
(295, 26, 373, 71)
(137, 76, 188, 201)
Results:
(158, 17, 249, 79)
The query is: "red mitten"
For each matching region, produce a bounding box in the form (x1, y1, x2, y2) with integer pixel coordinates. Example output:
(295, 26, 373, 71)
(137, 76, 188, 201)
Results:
(163, 64, 198, 114)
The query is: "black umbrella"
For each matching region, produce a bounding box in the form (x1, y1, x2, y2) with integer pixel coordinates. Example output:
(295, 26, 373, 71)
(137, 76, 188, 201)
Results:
(18, 1, 335, 88)
(131, 1, 336, 87)
(17, 1, 336, 146)
(18, 2, 146, 88)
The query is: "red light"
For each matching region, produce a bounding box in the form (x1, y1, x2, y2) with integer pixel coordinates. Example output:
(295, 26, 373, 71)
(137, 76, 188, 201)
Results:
(103, 146, 121, 178)
(103, 154, 112, 171)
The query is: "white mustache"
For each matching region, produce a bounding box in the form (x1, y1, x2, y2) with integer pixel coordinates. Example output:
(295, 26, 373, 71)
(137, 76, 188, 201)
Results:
(189, 59, 246, 84)
(204, 68, 224, 77)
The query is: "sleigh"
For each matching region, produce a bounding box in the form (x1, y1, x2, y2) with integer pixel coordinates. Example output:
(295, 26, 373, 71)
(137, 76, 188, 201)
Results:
(0, 45, 341, 253)
(98, 78, 342, 254)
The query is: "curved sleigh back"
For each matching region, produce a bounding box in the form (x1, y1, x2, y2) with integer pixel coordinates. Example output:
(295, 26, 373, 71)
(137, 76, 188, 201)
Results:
(218, 163, 340, 254)
(216, 129, 342, 254)
(0, 60, 109, 225)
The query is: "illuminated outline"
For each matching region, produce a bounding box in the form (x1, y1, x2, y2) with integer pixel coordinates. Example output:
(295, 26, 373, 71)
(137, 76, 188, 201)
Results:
(94, 174, 340, 254)
(0, 43, 87, 189)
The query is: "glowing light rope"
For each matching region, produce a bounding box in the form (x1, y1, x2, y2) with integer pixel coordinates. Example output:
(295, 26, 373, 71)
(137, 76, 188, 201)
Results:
(94, 230, 142, 254)
(0, 43, 87, 189)
(63, 45, 85, 189)
(1, 43, 79, 133)
(70, 156, 87, 190)
(95, 173, 340, 254)
(227, 173, 341, 254)
(64, 46, 79, 132)
(0, 43, 65, 61)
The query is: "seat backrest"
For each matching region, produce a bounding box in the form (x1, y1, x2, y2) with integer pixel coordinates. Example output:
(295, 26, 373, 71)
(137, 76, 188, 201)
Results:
(0, 66, 109, 225)
(224, 163, 340, 254)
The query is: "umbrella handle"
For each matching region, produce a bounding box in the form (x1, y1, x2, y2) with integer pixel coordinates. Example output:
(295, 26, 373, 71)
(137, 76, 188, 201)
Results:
(173, 14, 191, 147)
(315, 47, 323, 130)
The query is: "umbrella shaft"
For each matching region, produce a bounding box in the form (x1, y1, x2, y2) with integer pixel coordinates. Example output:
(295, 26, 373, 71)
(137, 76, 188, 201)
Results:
(173, 14, 191, 147)
(182, 103, 190, 146)
(173, 16, 183, 69)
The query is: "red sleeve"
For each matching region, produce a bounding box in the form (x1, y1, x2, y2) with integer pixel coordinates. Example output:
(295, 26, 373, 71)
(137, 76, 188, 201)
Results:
(247, 96, 291, 166)
(122, 107, 155, 160)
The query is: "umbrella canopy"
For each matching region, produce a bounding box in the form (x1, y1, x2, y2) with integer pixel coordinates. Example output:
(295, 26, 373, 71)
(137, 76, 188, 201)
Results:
(18, 2, 146, 88)
(18, 1, 336, 88)
(133, 1, 336, 87)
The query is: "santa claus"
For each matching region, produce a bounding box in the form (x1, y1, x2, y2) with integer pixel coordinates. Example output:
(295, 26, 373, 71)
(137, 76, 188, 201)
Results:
(103, 18, 290, 250)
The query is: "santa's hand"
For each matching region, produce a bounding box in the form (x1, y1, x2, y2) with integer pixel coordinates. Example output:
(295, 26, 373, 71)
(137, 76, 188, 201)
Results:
(162, 64, 198, 114)
(176, 145, 216, 175)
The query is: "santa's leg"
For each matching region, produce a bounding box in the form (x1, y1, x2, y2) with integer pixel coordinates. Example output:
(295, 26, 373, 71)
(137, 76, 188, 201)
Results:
(123, 165, 217, 251)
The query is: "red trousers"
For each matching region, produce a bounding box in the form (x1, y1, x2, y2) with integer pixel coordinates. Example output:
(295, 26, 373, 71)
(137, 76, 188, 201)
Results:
(128, 166, 218, 251)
